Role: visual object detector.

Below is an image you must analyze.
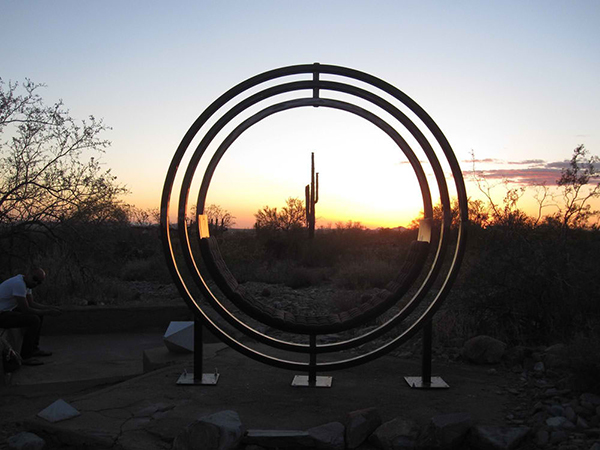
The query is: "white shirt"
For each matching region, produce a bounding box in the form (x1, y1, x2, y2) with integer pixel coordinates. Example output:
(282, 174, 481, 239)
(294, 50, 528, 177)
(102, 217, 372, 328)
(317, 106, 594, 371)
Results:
(0, 274, 30, 312)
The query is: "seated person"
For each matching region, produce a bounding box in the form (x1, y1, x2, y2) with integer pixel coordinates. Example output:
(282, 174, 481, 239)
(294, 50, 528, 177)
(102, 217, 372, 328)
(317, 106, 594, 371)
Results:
(0, 268, 61, 366)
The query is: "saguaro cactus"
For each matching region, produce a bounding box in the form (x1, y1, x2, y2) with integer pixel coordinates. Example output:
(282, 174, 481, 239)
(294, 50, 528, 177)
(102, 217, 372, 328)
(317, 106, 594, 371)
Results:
(305, 152, 319, 239)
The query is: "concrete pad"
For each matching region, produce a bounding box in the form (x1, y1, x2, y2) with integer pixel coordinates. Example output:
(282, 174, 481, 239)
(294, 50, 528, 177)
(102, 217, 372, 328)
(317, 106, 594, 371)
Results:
(143, 343, 228, 373)
(22, 343, 522, 449)
(10, 332, 164, 387)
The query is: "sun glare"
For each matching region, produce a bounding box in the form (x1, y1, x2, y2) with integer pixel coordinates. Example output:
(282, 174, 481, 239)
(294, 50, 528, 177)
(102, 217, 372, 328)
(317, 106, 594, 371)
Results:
(201, 107, 428, 229)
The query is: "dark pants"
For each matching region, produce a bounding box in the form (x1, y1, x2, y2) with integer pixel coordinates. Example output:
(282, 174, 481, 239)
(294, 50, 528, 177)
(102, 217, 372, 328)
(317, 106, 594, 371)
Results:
(0, 311, 43, 359)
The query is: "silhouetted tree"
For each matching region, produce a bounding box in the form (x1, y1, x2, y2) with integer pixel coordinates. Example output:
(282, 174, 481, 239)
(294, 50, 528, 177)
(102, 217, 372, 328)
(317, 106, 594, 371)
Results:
(0, 78, 128, 269)
(554, 145, 600, 232)
(254, 197, 306, 232)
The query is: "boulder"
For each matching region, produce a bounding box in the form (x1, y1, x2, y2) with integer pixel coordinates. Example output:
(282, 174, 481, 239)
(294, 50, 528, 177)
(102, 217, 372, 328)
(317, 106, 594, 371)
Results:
(462, 336, 506, 364)
(469, 425, 530, 450)
(308, 422, 345, 450)
(345, 407, 382, 449)
(419, 412, 473, 449)
(369, 417, 420, 449)
(173, 410, 244, 450)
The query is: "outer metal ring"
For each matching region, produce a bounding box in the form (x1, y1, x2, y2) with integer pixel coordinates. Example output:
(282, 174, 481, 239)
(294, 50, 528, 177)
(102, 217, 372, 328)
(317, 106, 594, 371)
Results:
(161, 63, 468, 371)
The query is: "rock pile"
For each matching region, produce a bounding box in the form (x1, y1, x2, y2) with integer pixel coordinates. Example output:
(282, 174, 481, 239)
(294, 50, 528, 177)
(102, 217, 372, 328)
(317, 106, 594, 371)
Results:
(168, 408, 534, 450)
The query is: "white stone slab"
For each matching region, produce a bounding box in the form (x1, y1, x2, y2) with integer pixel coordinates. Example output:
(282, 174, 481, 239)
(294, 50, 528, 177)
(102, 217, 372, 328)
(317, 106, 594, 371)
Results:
(163, 321, 194, 353)
(37, 399, 80, 423)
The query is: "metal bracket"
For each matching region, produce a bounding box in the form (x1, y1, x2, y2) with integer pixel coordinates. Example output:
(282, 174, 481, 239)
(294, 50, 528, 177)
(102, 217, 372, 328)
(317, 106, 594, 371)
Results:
(291, 375, 332, 388)
(177, 368, 220, 386)
(404, 376, 449, 389)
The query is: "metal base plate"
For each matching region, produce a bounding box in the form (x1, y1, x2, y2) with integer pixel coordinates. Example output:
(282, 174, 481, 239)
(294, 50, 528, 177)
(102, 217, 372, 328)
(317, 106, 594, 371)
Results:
(291, 375, 333, 388)
(404, 376, 449, 389)
(177, 372, 220, 385)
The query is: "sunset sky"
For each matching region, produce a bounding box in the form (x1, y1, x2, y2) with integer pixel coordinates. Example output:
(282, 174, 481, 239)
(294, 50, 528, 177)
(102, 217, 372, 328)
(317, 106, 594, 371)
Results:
(2, 1, 599, 228)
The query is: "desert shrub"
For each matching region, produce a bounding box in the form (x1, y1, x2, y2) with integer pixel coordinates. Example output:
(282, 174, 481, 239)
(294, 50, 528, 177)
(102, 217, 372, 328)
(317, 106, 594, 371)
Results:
(284, 266, 330, 289)
(120, 254, 171, 283)
(32, 245, 138, 306)
(82, 276, 137, 305)
(333, 258, 397, 290)
(457, 221, 600, 344)
(251, 260, 296, 285)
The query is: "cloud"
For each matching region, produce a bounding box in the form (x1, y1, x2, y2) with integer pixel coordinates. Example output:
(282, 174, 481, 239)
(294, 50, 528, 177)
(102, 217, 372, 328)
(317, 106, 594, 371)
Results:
(462, 158, 502, 164)
(467, 168, 562, 185)
(507, 159, 545, 165)
(463, 158, 576, 185)
(545, 160, 571, 169)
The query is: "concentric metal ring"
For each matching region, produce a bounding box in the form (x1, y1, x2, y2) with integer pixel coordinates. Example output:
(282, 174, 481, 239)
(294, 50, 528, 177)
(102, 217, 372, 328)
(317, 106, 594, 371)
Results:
(160, 63, 468, 372)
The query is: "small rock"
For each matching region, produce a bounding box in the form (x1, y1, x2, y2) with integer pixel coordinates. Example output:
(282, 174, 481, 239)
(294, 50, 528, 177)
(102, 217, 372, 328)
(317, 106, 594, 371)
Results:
(469, 425, 530, 450)
(544, 388, 559, 397)
(583, 402, 596, 413)
(533, 362, 545, 372)
(545, 343, 566, 354)
(530, 411, 546, 425)
(548, 405, 565, 417)
(550, 430, 568, 444)
(345, 407, 382, 449)
(546, 416, 569, 429)
(590, 442, 600, 450)
(7, 432, 45, 450)
(565, 406, 576, 422)
(535, 429, 549, 446)
(173, 410, 244, 450)
(487, 368, 498, 375)
(307, 422, 345, 450)
(581, 394, 600, 406)
(532, 402, 545, 413)
(577, 416, 590, 429)
(463, 336, 507, 364)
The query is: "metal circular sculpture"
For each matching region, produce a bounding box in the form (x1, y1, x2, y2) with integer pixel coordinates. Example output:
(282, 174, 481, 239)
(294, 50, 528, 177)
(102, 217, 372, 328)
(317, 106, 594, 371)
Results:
(161, 63, 468, 378)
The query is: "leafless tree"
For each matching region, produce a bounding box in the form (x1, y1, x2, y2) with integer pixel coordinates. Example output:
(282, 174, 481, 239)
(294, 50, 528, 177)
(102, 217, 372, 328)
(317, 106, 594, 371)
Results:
(0, 78, 128, 266)
(554, 145, 600, 232)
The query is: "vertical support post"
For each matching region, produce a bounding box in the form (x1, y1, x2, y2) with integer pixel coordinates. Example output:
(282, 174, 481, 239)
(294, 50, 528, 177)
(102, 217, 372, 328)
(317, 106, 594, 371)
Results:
(312, 62, 320, 101)
(176, 318, 219, 385)
(404, 318, 449, 389)
(421, 320, 432, 385)
(194, 316, 203, 383)
(309, 153, 315, 239)
(291, 334, 332, 388)
(309, 334, 317, 386)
